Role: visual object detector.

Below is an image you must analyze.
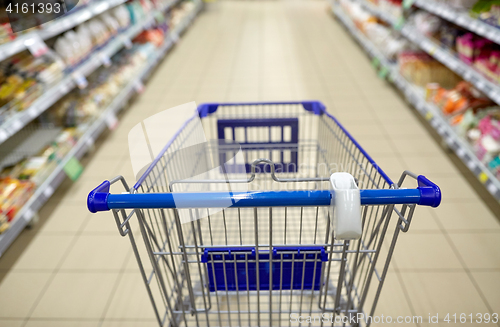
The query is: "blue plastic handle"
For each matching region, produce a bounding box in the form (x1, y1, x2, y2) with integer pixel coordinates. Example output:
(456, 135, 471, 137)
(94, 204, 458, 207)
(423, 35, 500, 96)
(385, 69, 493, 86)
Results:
(87, 177, 441, 213)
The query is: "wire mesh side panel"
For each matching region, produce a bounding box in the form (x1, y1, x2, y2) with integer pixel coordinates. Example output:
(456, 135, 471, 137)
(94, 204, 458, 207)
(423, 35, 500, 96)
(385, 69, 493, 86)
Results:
(123, 104, 408, 327)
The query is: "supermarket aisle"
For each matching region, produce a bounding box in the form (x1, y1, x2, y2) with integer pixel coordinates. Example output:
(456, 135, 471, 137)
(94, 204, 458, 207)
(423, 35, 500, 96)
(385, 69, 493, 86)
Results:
(0, 1, 499, 326)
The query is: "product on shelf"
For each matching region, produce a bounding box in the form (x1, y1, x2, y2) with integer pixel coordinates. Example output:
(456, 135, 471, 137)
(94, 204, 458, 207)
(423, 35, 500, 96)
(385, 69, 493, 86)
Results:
(426, 81, 493, 116)
(53, 4, 133, 67)
(472, 1, 500, 27)
(339, 0, 409, 61)
(399, 50, 462, 87)
(378, 0, 403, 19)
(169, 0, 196, 29)
(0, 51, 66, 123)
(0, 178, 35, 224)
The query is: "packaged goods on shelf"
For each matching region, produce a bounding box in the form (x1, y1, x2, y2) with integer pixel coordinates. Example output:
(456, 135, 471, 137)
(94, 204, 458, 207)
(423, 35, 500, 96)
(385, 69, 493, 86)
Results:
(425, 81, 493, 116)
(399, 51, 462, 87)
(0, 178, 35, 225)
(0, 51, 66, 123)
(169, 0, 196, 29)
(471, 1, 500, 27)
(432, 0, 477, 9)
(339, 0, 409, 60)
(0, 38, 158, 235)
(54, 5, 129, 67)
(378, 0, 403, 19)
(408, 9, 500, 83)
(453, 108, 500, 178)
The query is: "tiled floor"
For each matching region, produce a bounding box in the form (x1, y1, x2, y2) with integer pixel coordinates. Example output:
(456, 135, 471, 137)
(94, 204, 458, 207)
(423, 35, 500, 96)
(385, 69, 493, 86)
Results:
(0, 1, 499, 326)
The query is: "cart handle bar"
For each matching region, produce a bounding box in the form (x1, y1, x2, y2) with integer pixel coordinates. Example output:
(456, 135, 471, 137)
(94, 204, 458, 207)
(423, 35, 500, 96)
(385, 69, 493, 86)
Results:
(88, 176, 441, 213)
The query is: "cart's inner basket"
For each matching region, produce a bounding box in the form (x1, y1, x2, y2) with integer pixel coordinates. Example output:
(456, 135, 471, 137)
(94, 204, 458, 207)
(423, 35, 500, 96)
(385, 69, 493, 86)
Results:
(217, 117, 299, 174)
(131, 103, 396, 326)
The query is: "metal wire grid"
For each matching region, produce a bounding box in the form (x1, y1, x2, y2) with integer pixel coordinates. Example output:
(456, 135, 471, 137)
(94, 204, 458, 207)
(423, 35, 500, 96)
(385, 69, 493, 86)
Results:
(110, 104, 415, 327)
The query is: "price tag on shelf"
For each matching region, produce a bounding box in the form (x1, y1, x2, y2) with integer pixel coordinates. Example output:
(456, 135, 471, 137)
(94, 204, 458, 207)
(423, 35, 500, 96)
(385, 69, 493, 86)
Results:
(171, 32, 180, 44)
(425, 111, 433, 121)
(72, 72, 88, 89)
(402, 0, 414, 10)
(123, 36, 133, 49)
(24, 209, 34, 222)
(12, 119, 23, 131)
(394, 16, 405, 31)
(371, 57, 380, 69)
(0, 129, 7, 142)
(487, 183, 497, 196)
(63, 157, 83, 181)
(86, 137, 94, 148)
(478, 172, 488, 184)
(105, 112, 119, 130)
(378, 66, 389, 80)
(100, 53, 112, 67)
(25, 35, 49, 58)
(43, 186, 54, 198)
(134, 80, 145, 94)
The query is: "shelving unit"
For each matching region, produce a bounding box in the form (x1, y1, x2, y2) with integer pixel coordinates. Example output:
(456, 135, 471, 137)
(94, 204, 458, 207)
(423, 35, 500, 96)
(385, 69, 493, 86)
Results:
(0, 0, 127, 62)
(332, 2, 500, 201)
(411, 0, 500, 46)
(399, 26, 500, 105)
(0, 0, 203, 257)
(0, 11, 158, 145)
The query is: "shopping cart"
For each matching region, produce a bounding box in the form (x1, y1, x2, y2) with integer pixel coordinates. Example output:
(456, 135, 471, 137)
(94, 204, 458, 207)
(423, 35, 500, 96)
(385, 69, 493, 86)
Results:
(87, 101, 441, 327)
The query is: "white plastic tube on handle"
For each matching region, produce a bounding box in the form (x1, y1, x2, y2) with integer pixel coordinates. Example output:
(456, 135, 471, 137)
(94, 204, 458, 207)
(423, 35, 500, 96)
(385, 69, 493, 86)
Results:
(330, 172, 362, 240)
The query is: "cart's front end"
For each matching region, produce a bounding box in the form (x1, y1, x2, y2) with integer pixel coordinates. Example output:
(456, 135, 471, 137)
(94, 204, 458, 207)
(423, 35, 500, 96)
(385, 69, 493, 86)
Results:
(88, 101, 440, 327)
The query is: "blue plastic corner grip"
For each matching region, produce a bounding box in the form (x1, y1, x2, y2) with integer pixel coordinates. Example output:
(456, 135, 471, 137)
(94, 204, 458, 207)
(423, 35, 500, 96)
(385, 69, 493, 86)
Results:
(87, 180, 111, 213)
(417, 175, 442, 208)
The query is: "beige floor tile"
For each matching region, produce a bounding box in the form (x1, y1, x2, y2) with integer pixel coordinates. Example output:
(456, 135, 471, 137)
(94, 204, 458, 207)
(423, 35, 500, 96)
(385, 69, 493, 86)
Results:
(380, 121, 428, 137)
(392, 233, 462, 270)
(0, 234, 73, 271)
(391, 137, 443, 156)
(350, 138, 397, 156)
(400, 272, 489, 316)
(81, 211, 123, 234)
(471, 271, 500, 311)
(400, 154, 460, 176)
(337, 120, 387, 138)
(101, 321, 158, 327)
(60, 234, 130, 271)
(0, 319, 25, 327)
(104, 273, 157, 320)
(448, 233, 500, 269)
(423, 175, 480, 201)
(79, 158, 124, 179)
(30, 272, 117, 319)
(0, 271, 51, 318)
(25, 320, 99, 327)
(38, 202, 89, 234)
(364, 272, 414, 319)
(407, 206, 441, 232)
(433, 202, 500, 231)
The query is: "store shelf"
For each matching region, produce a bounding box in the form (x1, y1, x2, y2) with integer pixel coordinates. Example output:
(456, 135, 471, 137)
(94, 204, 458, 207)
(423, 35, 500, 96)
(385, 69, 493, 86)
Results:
(0, 14, 156, 146)
(400, 25, 500, 105)
(332, 2, 500, 201)
(0, 0, 202, 257)
(333, 4, 395, 69)
(350, 0, 397, 25)
(411, 0, 500, 46)
(0, 0, 127, 62)
(347, 0, 500, 107)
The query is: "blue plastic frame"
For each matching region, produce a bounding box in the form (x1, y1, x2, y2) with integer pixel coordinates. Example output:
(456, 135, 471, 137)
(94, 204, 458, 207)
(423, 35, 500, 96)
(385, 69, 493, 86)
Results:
(217, 118, 299, 173)
(201, 247, 328, 292)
